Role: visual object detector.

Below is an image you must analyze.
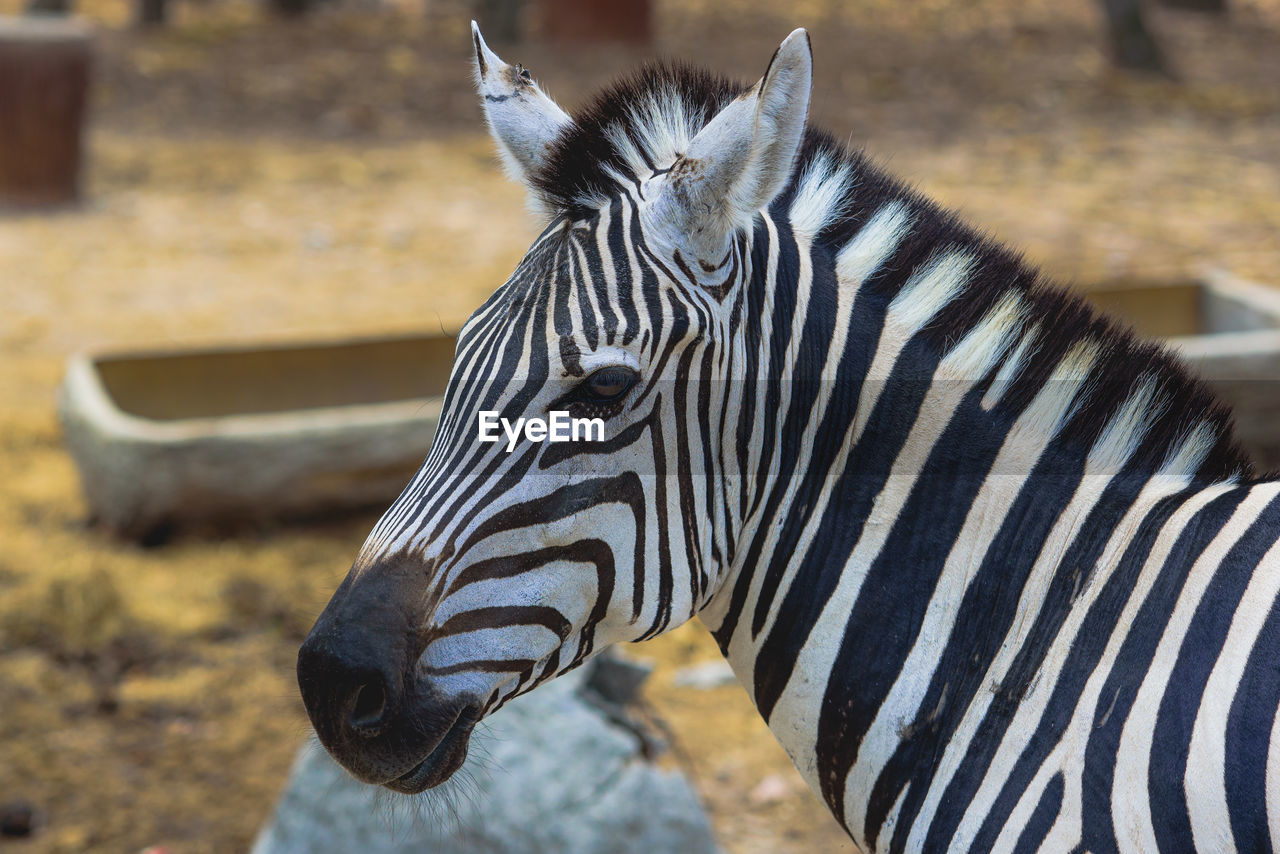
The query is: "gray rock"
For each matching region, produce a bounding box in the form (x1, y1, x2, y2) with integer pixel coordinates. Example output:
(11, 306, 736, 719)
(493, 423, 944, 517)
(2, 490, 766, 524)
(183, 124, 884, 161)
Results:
(672, 660, 737, 691)
(582, 653, 653, 706)
(252, 669, 719, 854)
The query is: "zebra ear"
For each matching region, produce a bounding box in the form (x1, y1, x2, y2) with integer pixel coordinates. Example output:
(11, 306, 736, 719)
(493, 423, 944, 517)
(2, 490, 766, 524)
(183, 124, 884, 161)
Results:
(471, 21, 573, 188)
(652, 28, 812, 258)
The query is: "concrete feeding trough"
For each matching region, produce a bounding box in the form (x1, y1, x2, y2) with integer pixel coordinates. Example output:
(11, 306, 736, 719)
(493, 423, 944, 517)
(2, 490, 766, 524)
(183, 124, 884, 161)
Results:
(59, 332, 456, 542)
(1086, 269, 1280, 472)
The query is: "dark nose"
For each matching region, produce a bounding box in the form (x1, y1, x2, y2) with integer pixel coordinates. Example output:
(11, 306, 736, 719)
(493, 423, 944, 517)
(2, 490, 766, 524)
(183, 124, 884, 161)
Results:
(297, 630, 399, 740)
(296, 571, 420, 762)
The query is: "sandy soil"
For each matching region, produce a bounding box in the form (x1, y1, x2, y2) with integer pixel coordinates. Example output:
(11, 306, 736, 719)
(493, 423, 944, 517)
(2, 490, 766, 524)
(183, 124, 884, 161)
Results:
(0, 0, 1278, 851)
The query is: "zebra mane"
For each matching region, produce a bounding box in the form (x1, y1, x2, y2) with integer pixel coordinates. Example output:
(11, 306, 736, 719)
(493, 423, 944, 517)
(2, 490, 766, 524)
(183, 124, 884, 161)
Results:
(531, 62, 1256, 484)
(531, 61, 745, 212)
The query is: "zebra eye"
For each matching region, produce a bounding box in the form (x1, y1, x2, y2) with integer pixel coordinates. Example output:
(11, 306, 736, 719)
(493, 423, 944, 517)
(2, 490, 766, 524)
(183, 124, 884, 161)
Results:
(581, 367, 637, 402)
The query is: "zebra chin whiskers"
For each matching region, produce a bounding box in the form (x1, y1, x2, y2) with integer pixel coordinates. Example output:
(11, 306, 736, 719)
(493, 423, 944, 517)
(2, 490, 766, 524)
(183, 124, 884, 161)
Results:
(367, 732, 497, 841)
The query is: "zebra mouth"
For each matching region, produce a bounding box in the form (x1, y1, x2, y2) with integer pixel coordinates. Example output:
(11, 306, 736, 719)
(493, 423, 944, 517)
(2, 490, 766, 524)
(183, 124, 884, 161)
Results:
(383, 705, 479, 794)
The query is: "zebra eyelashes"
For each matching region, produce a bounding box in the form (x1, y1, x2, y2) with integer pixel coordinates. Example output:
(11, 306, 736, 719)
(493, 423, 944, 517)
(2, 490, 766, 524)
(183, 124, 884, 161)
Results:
(580, 367, 638, 403)
(551, 366, 640, 421)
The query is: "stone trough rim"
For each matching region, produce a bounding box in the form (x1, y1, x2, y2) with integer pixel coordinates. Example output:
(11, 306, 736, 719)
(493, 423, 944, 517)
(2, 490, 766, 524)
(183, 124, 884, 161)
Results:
(64, 355, 444, 443)
(62, 327, 452, 444)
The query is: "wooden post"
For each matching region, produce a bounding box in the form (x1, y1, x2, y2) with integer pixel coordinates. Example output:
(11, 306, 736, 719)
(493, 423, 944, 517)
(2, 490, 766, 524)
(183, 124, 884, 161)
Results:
(136, 0, 167, 27)
(473, 0, 523, 43)
(25, 0, 73, 13)
(268, 0, 311, 18)
(1158, 0, 1226, 12)
(0, 17, 92, 207)
(540, 0, 651, 45)
(1099, 0, 1169, 75)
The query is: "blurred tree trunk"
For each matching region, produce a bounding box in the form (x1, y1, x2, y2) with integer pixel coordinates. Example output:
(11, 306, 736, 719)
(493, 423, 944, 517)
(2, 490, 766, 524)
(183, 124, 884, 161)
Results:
(1158, 0, 1226, 12)
(136, 0, 167, 27)
(24, 0, 73, 13)
(0, 17, 92, 207)
(473, 0, 522, 43)
(269, 0, 313, 18)
(1100, 0, 1169, 74)
(540, 0, 651, 44)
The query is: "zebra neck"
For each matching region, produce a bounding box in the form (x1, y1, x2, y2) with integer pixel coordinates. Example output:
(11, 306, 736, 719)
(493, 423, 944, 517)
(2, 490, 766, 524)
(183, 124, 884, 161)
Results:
(697, 212, 1228, 845)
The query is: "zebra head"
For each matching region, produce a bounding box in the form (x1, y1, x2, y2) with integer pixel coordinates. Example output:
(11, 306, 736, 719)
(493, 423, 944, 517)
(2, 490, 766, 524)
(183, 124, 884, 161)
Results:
(297, 25, 813, 793)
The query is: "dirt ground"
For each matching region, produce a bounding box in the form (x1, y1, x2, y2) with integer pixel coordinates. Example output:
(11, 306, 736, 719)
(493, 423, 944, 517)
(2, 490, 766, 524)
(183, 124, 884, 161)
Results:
(0, 0, 1278, 851)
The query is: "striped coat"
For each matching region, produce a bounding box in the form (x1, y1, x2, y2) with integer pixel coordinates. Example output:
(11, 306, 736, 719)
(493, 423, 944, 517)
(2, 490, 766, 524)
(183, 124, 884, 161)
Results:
(297, 25, 1280, 853)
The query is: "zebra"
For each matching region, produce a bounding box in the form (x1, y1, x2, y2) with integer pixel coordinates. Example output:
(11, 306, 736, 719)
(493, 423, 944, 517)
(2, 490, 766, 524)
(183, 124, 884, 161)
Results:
(296, 23, 1280, 852)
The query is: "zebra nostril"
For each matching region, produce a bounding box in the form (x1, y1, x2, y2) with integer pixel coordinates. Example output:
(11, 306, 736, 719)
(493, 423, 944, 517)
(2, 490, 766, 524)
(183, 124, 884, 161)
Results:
(347, 679, 388, 735)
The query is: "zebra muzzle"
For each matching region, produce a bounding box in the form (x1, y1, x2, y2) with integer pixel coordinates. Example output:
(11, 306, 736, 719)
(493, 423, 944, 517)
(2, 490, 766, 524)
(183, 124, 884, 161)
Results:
(381, 702, 480, 794)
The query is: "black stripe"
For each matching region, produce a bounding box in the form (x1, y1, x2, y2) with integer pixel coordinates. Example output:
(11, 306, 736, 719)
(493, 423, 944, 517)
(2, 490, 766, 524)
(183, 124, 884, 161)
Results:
(436, 605, 571, 640)
(639, 396, 675, 640)
(1149, 489, 1280, 854)
(919, 471, 1175, 849)
(1225, 591, 1280, 854)
(571, 231, 600, 350)
(1076, 487, 1263, 853)
(747, 236, 839, 635)
(745, 216, 801, 523)
(1012, 772, 1065, 854)
(729, 216, 773, 535)
(714, 217, 851, 654)
(816, 376, 1010, 828)
(959, 485, 1246, 852)
(609, 197, 642, 344)
(866, 426, 1089, 848)
(588, 208, 621, 343)
(747, 329, 934, 723)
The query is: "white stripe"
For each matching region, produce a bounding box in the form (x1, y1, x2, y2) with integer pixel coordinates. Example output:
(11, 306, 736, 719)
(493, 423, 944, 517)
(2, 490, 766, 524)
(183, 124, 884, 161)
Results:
(887, 249, 973, 338)
(1267, 688, 1280, 845)
(758, 296, 1004, 798)
(719, 220, 816, 695)
(1090, 377, 1163, 474)
(789, 152, 852, 241)
(939, 290, 1024, 381)
(571, 227, 605, 338)
(1111, 482, 1280, 854)
(619, 196, 646, 350)
(1163, 419, 1220, 477)
(701, 202, 906, 638)
(980, 322, 1038, 411)
(834, 201, 911, 287)
(984, 482, 1250, 854)
(879, 784, 909, 854)
(935, 475, 1207, 851)
(843, 322, 1083, 840)
(1187, 515, 1280, 853)
(851, 249, 973, 447)
(594, 204, 623, 342)
(739, 213, 782, 539)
